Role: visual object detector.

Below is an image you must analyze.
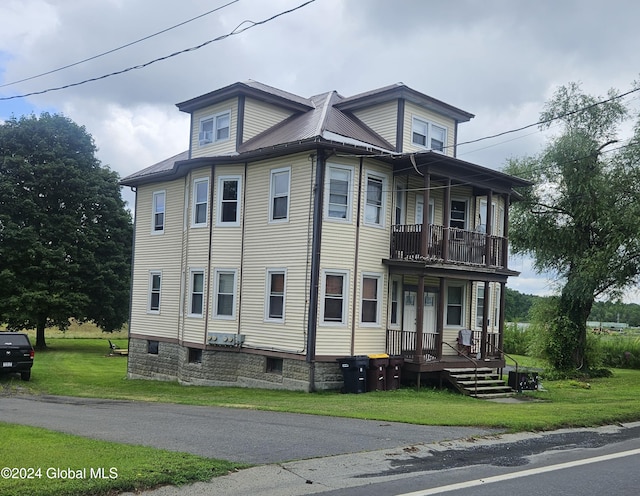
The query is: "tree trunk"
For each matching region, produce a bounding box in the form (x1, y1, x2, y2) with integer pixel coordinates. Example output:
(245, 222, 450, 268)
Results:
(558, 276, 595, 370)
(35, 318, 47, 350)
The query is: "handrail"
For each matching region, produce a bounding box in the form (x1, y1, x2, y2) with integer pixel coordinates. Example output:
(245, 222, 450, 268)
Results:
(486, 341, 520, 391)
(443, 341, 479, 396)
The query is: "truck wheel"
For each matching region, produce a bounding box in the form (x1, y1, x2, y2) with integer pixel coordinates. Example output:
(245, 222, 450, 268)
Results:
(20, 371, 31, 381)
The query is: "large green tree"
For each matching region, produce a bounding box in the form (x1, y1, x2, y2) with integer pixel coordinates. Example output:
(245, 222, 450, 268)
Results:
(0, 113, 132, 349)
(506, 82, 640, 372)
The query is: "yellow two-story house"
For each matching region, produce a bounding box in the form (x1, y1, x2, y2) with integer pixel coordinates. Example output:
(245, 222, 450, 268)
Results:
(121, 80, 530, 392)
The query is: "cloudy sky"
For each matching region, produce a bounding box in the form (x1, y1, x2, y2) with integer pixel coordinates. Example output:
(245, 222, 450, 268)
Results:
(1, 0, 639, 299)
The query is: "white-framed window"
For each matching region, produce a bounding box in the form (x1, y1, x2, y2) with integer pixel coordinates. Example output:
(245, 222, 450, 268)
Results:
(361, 273, 382, 326)
(494, 284, 501, 329)
(389, 276, 401, 328)
(217, 176, 241, 226)
(324, 164, 354, 222)
(213, 269, 236, 319)
(148, 271, 162, 314)
(415, 194, 435, 225)
(269, 167, 291, 222)
(199, 110, 231, 145)
(192, 178, 209, 227)
(477, 199, 497, 234)
(446, 283, 465, 327)
(364, 172, 386, 227)
(265, 269, 286, 322)
(475, 284, 485, 328)
(188, 269, 205, 317)
(321, 269, 349, 325)
(152, 191, 165, 234)
(411, 117, 447, 153)
(450, 198, 468, 230)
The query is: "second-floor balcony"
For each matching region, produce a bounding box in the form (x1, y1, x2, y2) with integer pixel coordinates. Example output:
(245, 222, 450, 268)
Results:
(390, 224, 506, 268)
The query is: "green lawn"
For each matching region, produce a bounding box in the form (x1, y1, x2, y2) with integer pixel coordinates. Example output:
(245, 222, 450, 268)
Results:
(6, 337, 640, 432)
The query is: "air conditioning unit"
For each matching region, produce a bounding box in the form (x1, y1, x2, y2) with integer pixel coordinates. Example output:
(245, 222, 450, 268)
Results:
(199, 131, 213, 144)
(207, 332, 245, 347)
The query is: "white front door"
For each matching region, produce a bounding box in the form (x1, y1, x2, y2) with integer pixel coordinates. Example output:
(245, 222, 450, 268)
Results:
(403, 290, 437, 333)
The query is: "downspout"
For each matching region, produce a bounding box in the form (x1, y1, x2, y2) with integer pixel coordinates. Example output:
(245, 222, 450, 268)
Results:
(350, 157, 364, 356)
(237, 162, 248, 337)
(306, 149, 326, 392)
(203, 165, 215, 344)
(126, 186, 138, 365)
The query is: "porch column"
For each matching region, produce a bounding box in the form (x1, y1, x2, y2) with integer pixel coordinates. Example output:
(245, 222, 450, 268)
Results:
(442, 179, 451, 262)
(415, 275, 425, 363)
(436, 277, 445, 358)
(481, 280, 489, 359)
(498, 281, 506, 352)
(502, 194, 510, 269)
(484, 190, 493, 267)
(421, 170, 431, 257)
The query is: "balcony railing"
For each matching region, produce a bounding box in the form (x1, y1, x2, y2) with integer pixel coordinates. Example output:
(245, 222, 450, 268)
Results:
(390, 224, 505, 268)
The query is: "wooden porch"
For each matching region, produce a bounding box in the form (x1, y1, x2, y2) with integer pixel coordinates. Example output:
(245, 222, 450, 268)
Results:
(390, 224, 506, 268)
(386, 329, 506, 372)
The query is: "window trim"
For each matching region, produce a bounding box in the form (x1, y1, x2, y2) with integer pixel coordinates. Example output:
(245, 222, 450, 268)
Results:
(265, 268, 287, 322)
(188, 268, 205, 318)
(411, 116, 448, 153)
(151, 190, 165, 234)
(198, 110, 231, 146)
(450, 197, 469, 231)
(475, 283, 485, 329)
(324, 164, 354, 223)
(320, 269, 349, 326)
(389, 275, 402, 329)
(191, 177, 209, 228)
(216, 175, 242, 227)
(147, 270, 162, 314)
(446, 282, 466, 328)
(364, 171, 387, 228)
(212, 268, 237, 320)
(269, 167, 291, 223)
(360, 272, 382, 327)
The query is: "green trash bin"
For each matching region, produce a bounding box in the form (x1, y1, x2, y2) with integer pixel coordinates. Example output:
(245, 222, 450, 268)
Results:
(367, 354, 389, 391)
(386, 355, 404, 390)
(337, 356, 369, 393)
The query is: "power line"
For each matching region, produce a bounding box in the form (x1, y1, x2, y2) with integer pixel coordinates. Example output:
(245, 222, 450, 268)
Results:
(0, 0, 240, 89)
(0, 0, 316, 101)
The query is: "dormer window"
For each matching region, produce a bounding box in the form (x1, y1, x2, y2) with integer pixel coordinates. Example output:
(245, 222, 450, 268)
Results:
(199, 111, 231, 146)
(412, 117, 447, 152)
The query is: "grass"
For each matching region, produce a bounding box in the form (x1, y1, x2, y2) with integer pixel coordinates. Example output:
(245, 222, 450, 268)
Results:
(0, 423, 245, 496)
(3, 324, 640, 495)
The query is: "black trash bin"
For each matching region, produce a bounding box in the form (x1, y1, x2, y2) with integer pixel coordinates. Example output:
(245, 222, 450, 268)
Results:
(337, 356, 369, 393)
(508, 370, 539, 392)
(386, 355, 404, 390)
(367, 354, 389, 392)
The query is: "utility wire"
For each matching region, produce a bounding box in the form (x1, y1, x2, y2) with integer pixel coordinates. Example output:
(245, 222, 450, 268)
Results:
(0, 0, 240, 89)
(0, 0, 316, 101)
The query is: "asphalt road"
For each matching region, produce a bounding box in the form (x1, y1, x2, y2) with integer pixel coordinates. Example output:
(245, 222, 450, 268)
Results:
(0, 394, 499, 464)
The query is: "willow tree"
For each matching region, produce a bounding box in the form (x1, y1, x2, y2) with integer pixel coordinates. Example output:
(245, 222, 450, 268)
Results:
(506, 82, 640, 372)
(0, 113, 132, 349)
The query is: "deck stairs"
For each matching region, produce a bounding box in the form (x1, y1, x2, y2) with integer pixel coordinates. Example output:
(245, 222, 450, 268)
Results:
(444, 367, 514, 399)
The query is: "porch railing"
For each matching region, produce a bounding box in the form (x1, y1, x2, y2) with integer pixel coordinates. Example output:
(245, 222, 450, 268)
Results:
(390, 224, 505, 268)
(386, 329, 502, 363)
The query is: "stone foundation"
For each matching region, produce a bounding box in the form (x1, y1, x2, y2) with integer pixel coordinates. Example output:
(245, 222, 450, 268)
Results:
(127, 337, 343, 392)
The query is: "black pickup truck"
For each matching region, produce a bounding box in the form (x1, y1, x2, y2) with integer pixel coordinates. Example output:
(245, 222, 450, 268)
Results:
(0, 333, 34, 381)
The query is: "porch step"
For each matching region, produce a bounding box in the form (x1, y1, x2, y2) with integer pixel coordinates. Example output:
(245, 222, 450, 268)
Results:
(443, 367, 515, 399)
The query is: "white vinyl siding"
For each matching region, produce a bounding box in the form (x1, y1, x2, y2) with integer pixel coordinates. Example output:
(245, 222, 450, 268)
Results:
(352, 101, 398, 148)
(243, 98, 295, 142)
